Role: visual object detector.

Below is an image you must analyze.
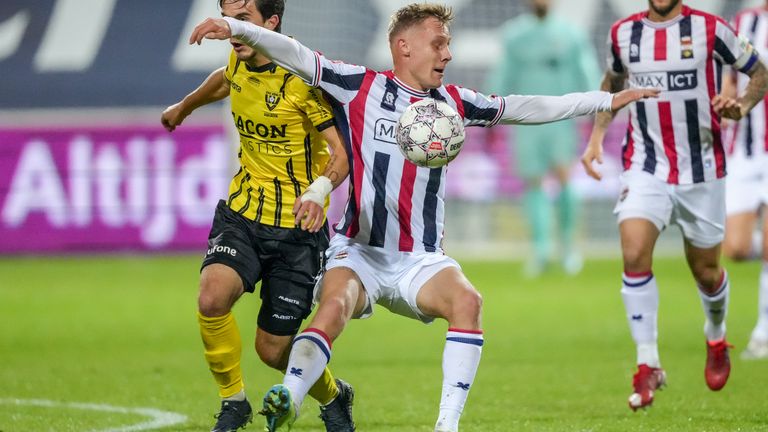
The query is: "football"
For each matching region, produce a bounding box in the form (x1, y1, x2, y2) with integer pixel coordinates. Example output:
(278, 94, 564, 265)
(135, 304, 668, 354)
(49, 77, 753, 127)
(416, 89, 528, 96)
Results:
(395, 98, 465, 168)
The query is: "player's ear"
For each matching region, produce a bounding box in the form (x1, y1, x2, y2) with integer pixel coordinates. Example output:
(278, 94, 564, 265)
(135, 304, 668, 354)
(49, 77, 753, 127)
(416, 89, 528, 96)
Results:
(397, 38, 410, 57)
(264, 14, 279, 32)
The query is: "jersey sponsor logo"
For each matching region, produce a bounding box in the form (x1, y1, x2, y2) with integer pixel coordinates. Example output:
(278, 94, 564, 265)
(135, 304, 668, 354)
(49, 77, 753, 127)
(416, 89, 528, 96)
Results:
(272, 313, 297, 320)
(232, 113, 288, 139)
(373, 118, 397, 144)
(631, 70, 697, 91)
(278, 295, 300, 305)
(265, 91, 281, 111)
(207, 245, 237, 256)
(231, 81, 242, 93)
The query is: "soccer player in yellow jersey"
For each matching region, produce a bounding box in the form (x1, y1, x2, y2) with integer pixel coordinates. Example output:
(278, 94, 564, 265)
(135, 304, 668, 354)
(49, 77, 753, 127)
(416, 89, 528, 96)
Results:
(161, 1, 353, 431)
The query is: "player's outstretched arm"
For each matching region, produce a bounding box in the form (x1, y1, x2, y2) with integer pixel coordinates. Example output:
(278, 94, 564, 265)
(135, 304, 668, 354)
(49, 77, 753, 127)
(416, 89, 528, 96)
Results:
(292, 126, 349, 233)
(714, 60, 768, 120)
(189, 17, 318, 84)
(161, 67, 229, 132)
(581, 71, 630, 181)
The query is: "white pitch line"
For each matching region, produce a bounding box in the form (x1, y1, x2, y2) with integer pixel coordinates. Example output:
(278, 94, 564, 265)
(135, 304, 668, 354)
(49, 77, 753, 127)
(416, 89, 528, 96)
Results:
(0, 398, 188, 431)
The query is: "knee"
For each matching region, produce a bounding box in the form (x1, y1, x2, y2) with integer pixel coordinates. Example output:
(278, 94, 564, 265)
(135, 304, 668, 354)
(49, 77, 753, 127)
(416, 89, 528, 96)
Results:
(722, 240, 752, 262)
(622, 248, 652, 273)
(691, 263, 722, 290)
(452, 288, 483, 322)
(255, 340, 289, 370)
(198, 272, 237, 317)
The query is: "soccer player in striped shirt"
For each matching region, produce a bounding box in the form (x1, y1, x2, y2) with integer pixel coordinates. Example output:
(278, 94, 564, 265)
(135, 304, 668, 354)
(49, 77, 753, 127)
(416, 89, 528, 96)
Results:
(162, 1, 354, 430)
(581, 0, 768, 411)
(723, 3, 768, 361)
(190, 3, 656, 431)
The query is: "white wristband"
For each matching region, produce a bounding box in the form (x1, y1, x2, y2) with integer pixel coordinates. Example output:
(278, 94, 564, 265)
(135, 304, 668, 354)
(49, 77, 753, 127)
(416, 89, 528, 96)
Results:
(300, 176, 333, 206)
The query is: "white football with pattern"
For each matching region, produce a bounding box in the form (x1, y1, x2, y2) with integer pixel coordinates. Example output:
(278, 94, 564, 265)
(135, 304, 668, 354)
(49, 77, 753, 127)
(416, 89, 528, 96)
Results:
(396, 98, 465, 168)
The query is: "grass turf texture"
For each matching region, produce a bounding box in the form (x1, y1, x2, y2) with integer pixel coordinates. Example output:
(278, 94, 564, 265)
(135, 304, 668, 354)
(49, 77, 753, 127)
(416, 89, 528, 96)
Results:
(1, 255, 767, 431)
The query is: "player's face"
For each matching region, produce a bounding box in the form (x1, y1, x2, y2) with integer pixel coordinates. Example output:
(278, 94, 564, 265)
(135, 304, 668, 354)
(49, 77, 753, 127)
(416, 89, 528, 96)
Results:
(221, 0, 266, 61)
(407, 17, 452, 90)
(648, 0, 681, 17)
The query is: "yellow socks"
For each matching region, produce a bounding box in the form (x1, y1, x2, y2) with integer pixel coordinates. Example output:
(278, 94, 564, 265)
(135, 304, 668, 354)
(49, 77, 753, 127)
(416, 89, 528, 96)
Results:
(308, 366, 340, 405)
(198, 311, 244, 398)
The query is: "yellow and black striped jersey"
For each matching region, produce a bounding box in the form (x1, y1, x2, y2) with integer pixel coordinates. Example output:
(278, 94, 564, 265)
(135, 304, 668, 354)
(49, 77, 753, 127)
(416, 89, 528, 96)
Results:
(224, 50, 334, 227)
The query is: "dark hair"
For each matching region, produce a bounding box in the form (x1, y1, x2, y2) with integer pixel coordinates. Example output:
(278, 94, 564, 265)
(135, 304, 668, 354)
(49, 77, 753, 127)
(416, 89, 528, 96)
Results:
(219, 0, 285, 33)
(387, 3, 454, 42)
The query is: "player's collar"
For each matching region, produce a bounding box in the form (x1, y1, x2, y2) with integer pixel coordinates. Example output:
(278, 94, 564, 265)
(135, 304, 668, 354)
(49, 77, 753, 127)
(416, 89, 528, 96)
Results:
(642, 5, 689, 28)
(245, 62, 277, 73)
(384, 71, 431, 97)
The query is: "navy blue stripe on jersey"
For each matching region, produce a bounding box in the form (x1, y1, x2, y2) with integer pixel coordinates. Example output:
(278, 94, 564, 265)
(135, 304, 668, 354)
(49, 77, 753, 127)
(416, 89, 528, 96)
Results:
(326, 98, 356, 235)
(679, 16, 693, 60)
(714, 36, 737, 65)
(463, 100, 499, 123)
(750, 12, 760, 34)
(746, 112, 754, 157)
(368, 151, 390, 248)
(611, 44, 624, 73)
(685, 99, 705, 182)
(630, 21, 644, 63)
(429, 88, 447, 101)
(716, 62, 723, 93)
(321, 67, 366, 92)
(636, 102, 657, 174)
(422, 168, 442, 252)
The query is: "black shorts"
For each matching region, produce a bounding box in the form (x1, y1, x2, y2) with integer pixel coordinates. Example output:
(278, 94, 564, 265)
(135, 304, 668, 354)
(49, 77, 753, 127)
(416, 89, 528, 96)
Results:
(201, 200, 329, 336)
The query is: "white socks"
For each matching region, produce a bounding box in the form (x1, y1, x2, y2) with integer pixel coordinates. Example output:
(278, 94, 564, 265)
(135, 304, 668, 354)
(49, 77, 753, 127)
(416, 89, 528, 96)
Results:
(621, 271, 660, 367)
(282, 328, 332, 411)
(435, 329, 484, 432)
(698, 270, 729, 342)
(751, 262, 768, 341)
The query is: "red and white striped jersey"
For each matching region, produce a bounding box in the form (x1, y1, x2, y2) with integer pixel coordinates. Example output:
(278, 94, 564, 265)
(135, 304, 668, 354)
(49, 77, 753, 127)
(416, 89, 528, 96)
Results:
(728, 7, 768, 160)
(223, 16, 613, 253)
(311, 60, 505, 253)
(609, 5, 758, 184)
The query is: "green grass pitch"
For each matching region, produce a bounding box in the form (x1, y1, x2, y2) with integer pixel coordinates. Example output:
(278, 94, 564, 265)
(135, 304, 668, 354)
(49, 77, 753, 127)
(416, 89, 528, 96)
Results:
(1, 254, 767, 431)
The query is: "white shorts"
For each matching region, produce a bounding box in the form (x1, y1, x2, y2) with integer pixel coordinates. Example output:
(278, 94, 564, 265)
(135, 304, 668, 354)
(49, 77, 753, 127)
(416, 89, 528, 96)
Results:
(614, 170, 725, 248)
(725, 155, 768, 215)
(320, 235, 460, 323)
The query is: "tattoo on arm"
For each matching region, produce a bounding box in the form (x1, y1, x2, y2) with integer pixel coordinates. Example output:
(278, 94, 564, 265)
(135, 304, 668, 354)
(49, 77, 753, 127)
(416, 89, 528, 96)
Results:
(741, 61, 768, 113)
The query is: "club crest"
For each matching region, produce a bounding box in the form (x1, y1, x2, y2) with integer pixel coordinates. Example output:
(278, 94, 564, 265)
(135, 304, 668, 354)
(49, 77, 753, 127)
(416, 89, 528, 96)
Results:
(265, 91, 281, 111)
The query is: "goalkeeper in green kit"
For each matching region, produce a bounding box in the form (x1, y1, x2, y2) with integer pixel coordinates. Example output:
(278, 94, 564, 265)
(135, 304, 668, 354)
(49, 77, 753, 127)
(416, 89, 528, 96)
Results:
(487, 0, 600, 277)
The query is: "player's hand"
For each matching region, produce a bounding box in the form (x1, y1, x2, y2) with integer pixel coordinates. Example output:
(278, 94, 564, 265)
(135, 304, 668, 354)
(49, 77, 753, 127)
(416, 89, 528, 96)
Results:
(161, 103, 187, 132)
(580, 139, 605, 181)
(610, 88, 660, 111)
(189, 18, 232, 45)
(292, 196, 325, 233)
(712, 95, 745, 120)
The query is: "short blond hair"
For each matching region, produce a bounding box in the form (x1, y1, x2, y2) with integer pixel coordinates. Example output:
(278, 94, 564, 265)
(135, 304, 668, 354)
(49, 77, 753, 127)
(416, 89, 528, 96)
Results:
(387, 3, 454, 42)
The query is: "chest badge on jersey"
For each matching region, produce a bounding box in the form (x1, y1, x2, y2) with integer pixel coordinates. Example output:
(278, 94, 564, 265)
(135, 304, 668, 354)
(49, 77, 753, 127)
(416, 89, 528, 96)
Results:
(381, 79, 399, 112)
(681, 36, 694, 59)
(265, 91, 281, 111)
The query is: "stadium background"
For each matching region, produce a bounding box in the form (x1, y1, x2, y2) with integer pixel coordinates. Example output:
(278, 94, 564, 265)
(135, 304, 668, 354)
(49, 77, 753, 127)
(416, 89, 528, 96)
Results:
(0, 0, 760, 257)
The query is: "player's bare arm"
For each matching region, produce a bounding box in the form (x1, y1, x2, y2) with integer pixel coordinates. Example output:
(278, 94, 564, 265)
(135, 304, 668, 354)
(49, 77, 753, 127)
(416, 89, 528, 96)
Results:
(581, 71, 629, 180)
(714, 60, 768, 121)
(161, 67, 230, 132)
(292, 125, 349, 233)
